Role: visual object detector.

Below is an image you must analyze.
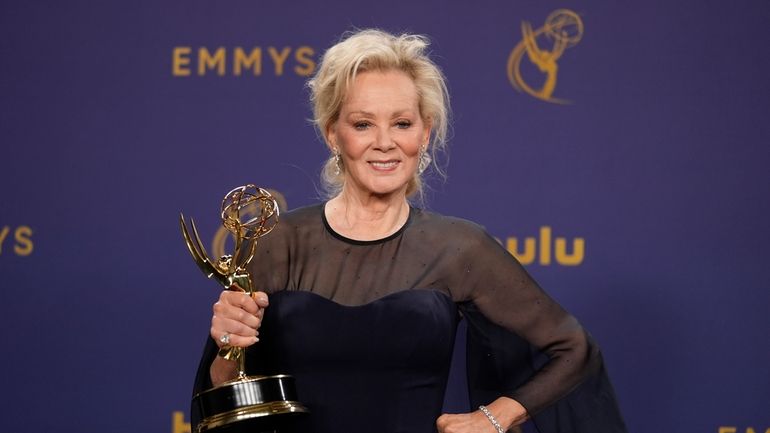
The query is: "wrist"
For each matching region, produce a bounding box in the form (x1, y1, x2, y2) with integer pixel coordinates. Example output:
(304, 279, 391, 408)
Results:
(484, 397, 529, 431)
(479, 405, 505, 433)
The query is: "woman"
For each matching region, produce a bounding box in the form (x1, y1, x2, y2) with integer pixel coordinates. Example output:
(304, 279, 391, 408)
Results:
(194, 29, 626, 433)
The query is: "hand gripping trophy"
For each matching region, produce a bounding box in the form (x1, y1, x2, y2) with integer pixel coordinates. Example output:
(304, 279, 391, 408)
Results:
(180, 185, 307, 432)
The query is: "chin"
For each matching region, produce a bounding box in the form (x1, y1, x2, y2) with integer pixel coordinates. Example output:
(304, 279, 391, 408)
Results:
(363, 181, 411, 197)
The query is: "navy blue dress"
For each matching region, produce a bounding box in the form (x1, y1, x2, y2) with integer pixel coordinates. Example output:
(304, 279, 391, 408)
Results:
(192, 204, 627, 432)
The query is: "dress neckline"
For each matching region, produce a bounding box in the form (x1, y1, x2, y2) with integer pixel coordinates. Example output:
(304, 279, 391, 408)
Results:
(321, 202, 414, 246)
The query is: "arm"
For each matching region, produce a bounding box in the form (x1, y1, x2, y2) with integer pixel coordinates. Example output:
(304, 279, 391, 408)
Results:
(439, 223, 601, 430)
(462, 295, 628, 432)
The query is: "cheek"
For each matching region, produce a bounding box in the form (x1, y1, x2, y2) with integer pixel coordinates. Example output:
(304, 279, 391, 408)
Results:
(405, 132, 425, 154)
(339, 133, 369, 159)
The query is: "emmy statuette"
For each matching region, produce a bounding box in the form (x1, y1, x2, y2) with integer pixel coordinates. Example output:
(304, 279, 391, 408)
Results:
(180, 185, 308, 432)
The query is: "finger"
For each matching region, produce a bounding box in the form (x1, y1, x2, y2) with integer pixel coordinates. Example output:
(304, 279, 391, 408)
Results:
(212, 303, 262, 330)
(436, 414, 450, 432)
(251, 291, 269, 308)
(214, 331, 258, 348)
(221, 291, 260, 315)
(212, 316, 259, 340)
(213, 302, 262, 330)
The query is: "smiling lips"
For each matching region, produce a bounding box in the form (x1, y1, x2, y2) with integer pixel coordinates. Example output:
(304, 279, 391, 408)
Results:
(369, 160, 400, 171)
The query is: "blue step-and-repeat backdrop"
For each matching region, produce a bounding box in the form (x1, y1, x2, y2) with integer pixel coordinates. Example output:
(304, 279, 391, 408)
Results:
(1, 1, 768, 432)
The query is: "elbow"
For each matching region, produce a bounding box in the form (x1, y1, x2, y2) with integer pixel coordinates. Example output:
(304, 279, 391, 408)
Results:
(548, 326, 603, 390)
(572, 330, 604, 384)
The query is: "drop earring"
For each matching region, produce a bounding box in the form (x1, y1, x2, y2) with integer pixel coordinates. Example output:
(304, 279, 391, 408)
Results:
(418, 145, 431, 175)
(333, 148, 342, 176)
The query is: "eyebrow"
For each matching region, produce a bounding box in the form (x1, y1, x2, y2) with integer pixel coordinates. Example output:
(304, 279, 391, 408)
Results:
(347, 110, 376, 117)
(346, 110, 416, 118)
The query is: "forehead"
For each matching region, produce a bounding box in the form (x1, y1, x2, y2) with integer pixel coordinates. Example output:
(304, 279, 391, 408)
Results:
(341, 70, 420, 113)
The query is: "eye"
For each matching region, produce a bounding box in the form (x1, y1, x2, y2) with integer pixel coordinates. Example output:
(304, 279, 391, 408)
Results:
(395, 120, 412, 129)
(354, 121, 371, 131)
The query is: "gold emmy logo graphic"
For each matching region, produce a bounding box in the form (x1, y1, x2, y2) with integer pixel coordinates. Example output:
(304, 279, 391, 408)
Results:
(171, 411, 190, 433)
(172, 46, 316, 77)
(0, 225, 33, 256)
(718, 427, 770, 433)
(507, 9, 584, 104)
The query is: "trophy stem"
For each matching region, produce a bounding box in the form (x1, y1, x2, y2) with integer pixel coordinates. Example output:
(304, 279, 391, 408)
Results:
(238, 347, 247, 379)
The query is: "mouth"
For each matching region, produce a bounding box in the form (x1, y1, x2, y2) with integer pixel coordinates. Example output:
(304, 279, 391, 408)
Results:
(368, 160, 400, 171)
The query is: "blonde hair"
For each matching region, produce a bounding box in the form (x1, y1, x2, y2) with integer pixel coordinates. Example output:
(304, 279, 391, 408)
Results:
(307, 29, 450, 200)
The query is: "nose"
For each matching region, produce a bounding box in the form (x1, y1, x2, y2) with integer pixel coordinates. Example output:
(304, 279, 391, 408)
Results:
(374, 127, 396, 151)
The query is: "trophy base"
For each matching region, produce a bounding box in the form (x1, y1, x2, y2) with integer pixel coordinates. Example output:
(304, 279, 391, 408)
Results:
(194, 374, 308, 433)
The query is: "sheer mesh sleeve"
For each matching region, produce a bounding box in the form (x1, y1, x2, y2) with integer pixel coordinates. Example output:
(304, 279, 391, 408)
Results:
(438, 219, 601, 415)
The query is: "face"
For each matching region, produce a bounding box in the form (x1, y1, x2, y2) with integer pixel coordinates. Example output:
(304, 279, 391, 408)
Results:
(327, 70, 431, 199)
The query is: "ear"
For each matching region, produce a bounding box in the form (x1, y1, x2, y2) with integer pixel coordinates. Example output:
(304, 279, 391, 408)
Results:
(422, 118, 433, 148)
(325, 122, 337, 151)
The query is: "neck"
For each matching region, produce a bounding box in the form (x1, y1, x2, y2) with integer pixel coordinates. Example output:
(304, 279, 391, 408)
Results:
(325, 187, 410, 241)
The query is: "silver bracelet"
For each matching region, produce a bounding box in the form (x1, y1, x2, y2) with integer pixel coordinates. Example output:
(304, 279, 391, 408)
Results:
(478, 405, 505, 433)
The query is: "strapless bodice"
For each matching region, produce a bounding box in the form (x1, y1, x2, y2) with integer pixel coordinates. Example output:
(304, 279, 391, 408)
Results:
(246, 289, 459, 433)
